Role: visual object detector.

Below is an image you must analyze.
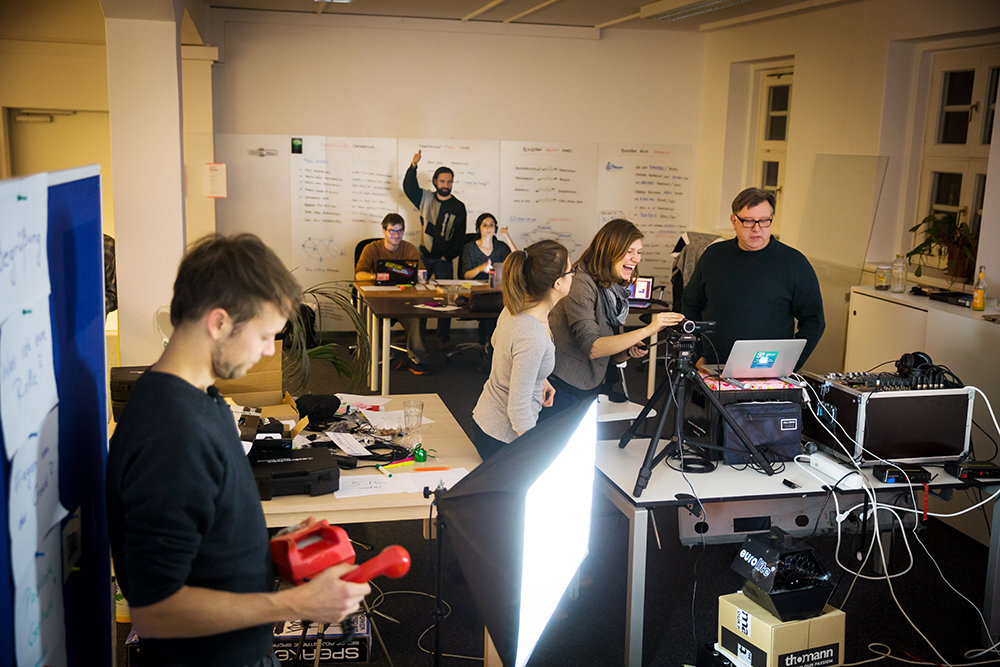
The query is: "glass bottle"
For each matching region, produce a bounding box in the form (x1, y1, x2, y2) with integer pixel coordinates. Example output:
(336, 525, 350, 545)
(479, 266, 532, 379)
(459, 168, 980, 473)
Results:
(972, 265, 987, 311)
(890, 255, 907, 293)
(874, 265, 891, 290)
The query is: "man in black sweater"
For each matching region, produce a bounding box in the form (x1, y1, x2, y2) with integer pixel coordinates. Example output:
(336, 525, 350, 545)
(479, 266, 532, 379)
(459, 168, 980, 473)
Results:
(107, 234, 369, 666)
(403, 149, 467, 348)
(682, 187, 825, 370)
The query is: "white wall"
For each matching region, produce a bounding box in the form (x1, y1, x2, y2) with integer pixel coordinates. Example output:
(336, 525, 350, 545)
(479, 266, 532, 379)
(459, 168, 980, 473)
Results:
(210, 12, 703, 144)
(696, 0, 1000, 252)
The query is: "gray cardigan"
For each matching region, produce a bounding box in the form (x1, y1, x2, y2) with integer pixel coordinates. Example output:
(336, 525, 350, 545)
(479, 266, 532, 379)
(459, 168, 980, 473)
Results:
(473, 309, 555, 443)
(549, 270, 616, 391)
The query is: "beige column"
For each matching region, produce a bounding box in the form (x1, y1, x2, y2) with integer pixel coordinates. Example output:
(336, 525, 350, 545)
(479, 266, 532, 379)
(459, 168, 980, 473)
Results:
(102, 0, 186, 365)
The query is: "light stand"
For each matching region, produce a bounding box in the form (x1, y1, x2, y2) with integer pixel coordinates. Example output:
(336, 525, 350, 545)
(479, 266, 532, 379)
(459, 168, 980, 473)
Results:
(423, 484, 447, 667)
(618, 323, 775, 497)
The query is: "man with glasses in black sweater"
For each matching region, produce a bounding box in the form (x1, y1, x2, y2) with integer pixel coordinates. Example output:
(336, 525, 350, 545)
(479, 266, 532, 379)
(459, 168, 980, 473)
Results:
(681, 187, 824, 371)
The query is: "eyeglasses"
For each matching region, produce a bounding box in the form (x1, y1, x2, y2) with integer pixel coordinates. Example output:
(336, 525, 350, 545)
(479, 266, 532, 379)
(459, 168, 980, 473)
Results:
(560, 266, 578, 278)
(386, 228, 405, 236)
(734, 215, 773, 229)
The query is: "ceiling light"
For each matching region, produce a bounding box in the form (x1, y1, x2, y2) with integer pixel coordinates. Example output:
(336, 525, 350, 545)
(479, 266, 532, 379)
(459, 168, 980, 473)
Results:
(641, 0, 754, 21)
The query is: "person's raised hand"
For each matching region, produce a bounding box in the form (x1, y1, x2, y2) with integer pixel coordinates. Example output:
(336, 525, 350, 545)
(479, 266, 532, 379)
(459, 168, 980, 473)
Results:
(411, 150, 422, 168)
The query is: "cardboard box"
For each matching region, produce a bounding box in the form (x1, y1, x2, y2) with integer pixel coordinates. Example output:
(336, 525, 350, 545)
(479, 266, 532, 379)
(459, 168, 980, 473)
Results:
(125, 616, 371, 666)
(718, 592, 844, 667)
(215, 340, 284, 407)
(273, 616, 371, 664)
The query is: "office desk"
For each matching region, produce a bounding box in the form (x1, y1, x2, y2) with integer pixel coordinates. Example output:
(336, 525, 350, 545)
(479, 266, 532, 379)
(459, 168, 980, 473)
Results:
(354, 283, 500, 394)
(260, 393, 481, 528)
(595, 439, 968, 666)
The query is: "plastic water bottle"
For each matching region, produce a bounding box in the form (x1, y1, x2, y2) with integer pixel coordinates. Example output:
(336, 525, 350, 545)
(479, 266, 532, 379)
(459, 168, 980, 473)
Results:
(972, 265, 987, 311)
(891, 255, 907, 293)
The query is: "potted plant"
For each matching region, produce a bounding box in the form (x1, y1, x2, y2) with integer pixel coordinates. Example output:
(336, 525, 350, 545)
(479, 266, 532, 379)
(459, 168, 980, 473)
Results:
(905, 211, 978, 280)
(283, 280, 370, 392)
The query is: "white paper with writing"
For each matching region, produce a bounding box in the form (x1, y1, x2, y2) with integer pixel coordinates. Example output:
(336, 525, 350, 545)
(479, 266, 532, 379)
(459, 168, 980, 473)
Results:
(0, 173, 50, 324)
(9, 407, 67, 580)
(15, 526, 67, 667)
(2, 296, 59, 458)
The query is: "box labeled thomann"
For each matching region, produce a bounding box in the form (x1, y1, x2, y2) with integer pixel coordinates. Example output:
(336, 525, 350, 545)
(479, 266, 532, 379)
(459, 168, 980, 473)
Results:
(718, 592, 844, 667)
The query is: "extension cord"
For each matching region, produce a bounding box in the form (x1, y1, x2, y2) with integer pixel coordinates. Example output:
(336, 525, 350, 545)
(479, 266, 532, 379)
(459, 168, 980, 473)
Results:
(809, 452, 864, 489)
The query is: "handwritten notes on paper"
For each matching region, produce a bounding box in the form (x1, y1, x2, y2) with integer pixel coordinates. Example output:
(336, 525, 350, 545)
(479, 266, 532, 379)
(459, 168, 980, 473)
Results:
(291, 137, 401, 283)
(334, 468, 468, 498)
(15, 526, 67, 667)
(0, 173, 50, 323)
(499, 141, 596, 260)
(597, 144, 692, 286)
(9, 407, 67, 579)
(2, 296, 59, 458)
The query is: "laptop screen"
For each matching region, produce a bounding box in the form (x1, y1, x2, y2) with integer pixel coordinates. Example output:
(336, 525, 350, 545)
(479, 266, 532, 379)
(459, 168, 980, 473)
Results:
(628, 277, 653, 301)
(375, 259, 418, 285)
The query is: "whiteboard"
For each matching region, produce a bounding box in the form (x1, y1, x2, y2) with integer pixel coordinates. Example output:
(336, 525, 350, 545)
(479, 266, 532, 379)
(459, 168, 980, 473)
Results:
(499, 141, 596, 260)
(215, 134, 695, 328)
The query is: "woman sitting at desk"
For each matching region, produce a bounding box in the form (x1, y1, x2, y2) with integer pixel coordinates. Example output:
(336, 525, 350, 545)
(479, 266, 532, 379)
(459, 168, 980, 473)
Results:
(471, 240, 572, 460)
(546, 218, 684, 415)
(461, 212, 515, 352)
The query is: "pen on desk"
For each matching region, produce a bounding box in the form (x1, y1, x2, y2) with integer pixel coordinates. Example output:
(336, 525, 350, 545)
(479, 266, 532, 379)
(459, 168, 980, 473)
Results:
(376, 465, 392, 478)
(388, 456, 415, 465)
(414, 466, 450, 472)
(384, 460, 414, 469)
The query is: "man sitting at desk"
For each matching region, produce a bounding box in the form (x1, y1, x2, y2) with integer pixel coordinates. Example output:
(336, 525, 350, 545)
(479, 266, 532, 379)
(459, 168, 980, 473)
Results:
(355, 213, 429, 375)
(681, 187, 825, 370)
(107, 234, 370, 667)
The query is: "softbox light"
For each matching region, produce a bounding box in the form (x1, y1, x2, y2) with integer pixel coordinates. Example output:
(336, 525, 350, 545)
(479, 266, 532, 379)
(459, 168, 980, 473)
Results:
(437, 399, 598, 667)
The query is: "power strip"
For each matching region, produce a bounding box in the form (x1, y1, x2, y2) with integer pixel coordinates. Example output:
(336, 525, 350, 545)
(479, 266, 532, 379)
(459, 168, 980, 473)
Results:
(809, 453, 865, 489)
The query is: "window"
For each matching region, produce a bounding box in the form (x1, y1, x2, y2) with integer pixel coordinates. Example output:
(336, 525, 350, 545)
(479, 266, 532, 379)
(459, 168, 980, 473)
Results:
(914, 46, 998, 278)
(753, 68, 793, 222)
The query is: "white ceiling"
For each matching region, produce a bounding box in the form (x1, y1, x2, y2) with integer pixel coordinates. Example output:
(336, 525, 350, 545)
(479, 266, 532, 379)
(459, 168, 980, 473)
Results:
(203, 0, 840, 32)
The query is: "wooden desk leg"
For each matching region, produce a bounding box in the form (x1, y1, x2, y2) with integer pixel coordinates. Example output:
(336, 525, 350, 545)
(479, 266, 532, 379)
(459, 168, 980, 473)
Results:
(369, 311, 380, 392)
(647, 330, 658, 399)
(380, 316, 391, 396)
(484, 628, 501, 666)
(599, 477, 646, 667)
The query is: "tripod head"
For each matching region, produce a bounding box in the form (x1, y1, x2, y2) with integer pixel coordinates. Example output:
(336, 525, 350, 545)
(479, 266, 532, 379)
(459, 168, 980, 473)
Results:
(665, 320, 714, 370)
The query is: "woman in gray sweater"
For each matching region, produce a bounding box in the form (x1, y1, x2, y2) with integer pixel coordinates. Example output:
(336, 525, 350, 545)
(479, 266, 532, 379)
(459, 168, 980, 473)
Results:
(546, 219, 685, 415)
(471, 240, 574, 460)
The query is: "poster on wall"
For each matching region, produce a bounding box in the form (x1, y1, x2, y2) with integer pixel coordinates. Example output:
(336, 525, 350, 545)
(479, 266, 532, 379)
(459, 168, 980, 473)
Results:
(396, 139, 500, 242)
(596, 144, 692, 288)
(499, 141, 596, 261)
(290, 136, 402, 286)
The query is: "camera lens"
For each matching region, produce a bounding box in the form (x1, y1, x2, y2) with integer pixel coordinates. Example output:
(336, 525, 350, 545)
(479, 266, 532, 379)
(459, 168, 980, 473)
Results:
(682, 319, 696, 334)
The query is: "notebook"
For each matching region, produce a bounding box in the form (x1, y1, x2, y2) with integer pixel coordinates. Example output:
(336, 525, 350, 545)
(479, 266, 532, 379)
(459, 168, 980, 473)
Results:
(706, 338, 806, 388)
(627, 276, 654, 308)
(375, 259, 418, 286)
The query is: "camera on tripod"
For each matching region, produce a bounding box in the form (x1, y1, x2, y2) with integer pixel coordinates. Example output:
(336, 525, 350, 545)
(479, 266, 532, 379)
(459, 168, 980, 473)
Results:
(666, 320, 715, 359)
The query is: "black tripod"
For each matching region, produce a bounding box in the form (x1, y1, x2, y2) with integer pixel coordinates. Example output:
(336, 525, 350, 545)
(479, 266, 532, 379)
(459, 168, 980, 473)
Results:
(618, 329, 775, 497)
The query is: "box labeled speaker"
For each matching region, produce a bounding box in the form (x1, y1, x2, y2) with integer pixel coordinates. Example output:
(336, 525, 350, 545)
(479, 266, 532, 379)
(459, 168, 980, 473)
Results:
(718, 592, 844, 667)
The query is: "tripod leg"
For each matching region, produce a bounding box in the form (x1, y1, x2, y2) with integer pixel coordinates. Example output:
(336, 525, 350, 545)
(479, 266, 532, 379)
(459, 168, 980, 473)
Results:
(618, 371, 674, 449)
(633, 372, 683, 497)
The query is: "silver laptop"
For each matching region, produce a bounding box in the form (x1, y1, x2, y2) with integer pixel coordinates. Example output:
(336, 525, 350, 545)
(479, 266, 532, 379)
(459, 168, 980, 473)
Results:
(707, 339, 806, 388)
